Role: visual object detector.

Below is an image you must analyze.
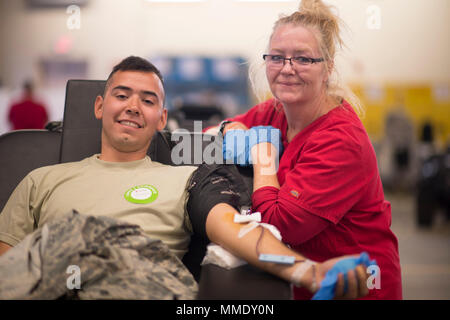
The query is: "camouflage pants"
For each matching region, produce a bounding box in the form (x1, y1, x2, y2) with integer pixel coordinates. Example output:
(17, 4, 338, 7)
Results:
(0, 211, 198, 300)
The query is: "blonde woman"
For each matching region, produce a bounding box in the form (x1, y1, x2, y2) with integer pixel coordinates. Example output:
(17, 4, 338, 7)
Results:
(215, 0, 402, 299)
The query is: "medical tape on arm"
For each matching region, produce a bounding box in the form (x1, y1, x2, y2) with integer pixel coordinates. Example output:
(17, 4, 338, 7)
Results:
(291, 259, 318, 292)
(235, 213, 317, 289)
(235, 214, 298, 266)
(235, 213, 282, 241)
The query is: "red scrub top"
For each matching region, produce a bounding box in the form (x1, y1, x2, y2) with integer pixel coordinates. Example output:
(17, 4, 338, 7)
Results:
(227, 98, 402, 300)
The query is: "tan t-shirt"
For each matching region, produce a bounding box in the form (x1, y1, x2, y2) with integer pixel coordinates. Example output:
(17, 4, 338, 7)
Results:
(0, 155, 197, 259)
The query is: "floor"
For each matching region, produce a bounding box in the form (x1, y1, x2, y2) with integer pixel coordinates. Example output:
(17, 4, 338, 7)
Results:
(386, 192, 450, 300)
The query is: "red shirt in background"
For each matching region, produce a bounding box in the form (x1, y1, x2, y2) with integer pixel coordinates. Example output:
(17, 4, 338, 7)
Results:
(8, 98, 48, 130)
(227, 98, 402, 300)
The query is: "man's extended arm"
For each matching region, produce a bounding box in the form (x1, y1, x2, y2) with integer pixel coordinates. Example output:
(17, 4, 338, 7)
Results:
(205, 202, 369, 299)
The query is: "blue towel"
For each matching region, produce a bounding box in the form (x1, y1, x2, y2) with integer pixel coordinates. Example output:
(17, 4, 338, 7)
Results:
(312, 252, 377, 300)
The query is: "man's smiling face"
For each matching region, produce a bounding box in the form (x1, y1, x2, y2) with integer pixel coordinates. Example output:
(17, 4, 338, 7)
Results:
(94, 70, 167, 156)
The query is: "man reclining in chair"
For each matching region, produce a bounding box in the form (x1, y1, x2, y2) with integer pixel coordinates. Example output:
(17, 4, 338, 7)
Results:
(0, 56, 371, 300)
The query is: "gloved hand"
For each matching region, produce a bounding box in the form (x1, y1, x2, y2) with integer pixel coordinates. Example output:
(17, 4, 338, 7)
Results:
(222, 126, 283, 166)
(312, 252, 377, 300)
(222, 129, 249, 165)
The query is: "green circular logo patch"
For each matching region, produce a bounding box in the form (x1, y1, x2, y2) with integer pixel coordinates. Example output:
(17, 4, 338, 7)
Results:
(124, 184, 158, 204)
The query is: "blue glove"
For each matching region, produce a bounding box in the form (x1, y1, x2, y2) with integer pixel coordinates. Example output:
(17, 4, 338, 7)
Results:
(222, 126, 283, 166)
(222, 129, 250, 166)
(312, 252, 377, 300)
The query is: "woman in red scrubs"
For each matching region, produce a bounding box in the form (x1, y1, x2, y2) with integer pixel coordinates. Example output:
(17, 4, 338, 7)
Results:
(216, 0, 402, 300)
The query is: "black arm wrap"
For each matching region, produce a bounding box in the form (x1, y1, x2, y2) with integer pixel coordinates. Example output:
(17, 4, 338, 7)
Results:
(187, 163, 252, 241)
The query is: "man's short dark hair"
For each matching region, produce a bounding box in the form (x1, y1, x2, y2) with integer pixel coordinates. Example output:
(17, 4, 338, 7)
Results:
(104, 56, 164, 95)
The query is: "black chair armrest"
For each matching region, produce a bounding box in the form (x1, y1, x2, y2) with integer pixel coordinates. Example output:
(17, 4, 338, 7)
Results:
(197, 264, 292, 300)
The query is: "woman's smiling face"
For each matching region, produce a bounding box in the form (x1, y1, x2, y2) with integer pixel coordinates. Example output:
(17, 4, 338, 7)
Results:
(266, 23, 330, 107)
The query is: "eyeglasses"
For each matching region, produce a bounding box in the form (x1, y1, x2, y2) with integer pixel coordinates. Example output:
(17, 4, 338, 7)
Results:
(263, 54, 324, 68)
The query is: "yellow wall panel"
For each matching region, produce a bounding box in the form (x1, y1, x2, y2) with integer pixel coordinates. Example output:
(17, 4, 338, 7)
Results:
(350, 83, 449, 147)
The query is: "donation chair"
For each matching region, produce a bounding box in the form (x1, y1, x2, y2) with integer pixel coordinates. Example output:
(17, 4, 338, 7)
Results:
(0, 79, 291, 300)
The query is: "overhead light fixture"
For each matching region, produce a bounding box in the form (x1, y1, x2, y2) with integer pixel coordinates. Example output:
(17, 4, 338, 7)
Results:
(146, 0, 206, 3)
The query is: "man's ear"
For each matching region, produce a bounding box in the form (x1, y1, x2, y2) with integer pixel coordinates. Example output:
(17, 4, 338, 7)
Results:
(94, 95, 104, 120)
(157, 107, 168, 131)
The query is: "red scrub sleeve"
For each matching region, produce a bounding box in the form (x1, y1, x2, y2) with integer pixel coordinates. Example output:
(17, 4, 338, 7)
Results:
(283, 127, 372, 222)
(252, 125, 372, 246)
(252, 186, 330, 246)
(227, 99, 281, 128)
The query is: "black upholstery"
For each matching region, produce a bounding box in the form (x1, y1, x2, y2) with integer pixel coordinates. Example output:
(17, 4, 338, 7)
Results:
(198, 264, 292, 300)
(0, 79, 291, 300)
(59, 80, 104, 163)
(0, 130, 61, 212)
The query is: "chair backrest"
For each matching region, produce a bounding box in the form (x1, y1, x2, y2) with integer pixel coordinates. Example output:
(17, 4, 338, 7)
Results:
(60, 80, 104, 163)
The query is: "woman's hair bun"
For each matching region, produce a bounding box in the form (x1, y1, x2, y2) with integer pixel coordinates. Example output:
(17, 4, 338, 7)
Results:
(299, 0, 327, 14)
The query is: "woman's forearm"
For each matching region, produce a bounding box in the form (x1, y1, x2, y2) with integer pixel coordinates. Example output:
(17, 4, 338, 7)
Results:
(251, 142, 280, 191)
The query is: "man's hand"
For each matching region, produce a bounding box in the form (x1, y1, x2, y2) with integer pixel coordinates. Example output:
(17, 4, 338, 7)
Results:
(334, 266, 369, 299)
(313, 255, 372, 299)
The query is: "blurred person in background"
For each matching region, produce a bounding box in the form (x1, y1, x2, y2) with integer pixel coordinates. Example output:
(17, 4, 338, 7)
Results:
(8, 80, 48, 130)
(209, 0, 402, 299)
